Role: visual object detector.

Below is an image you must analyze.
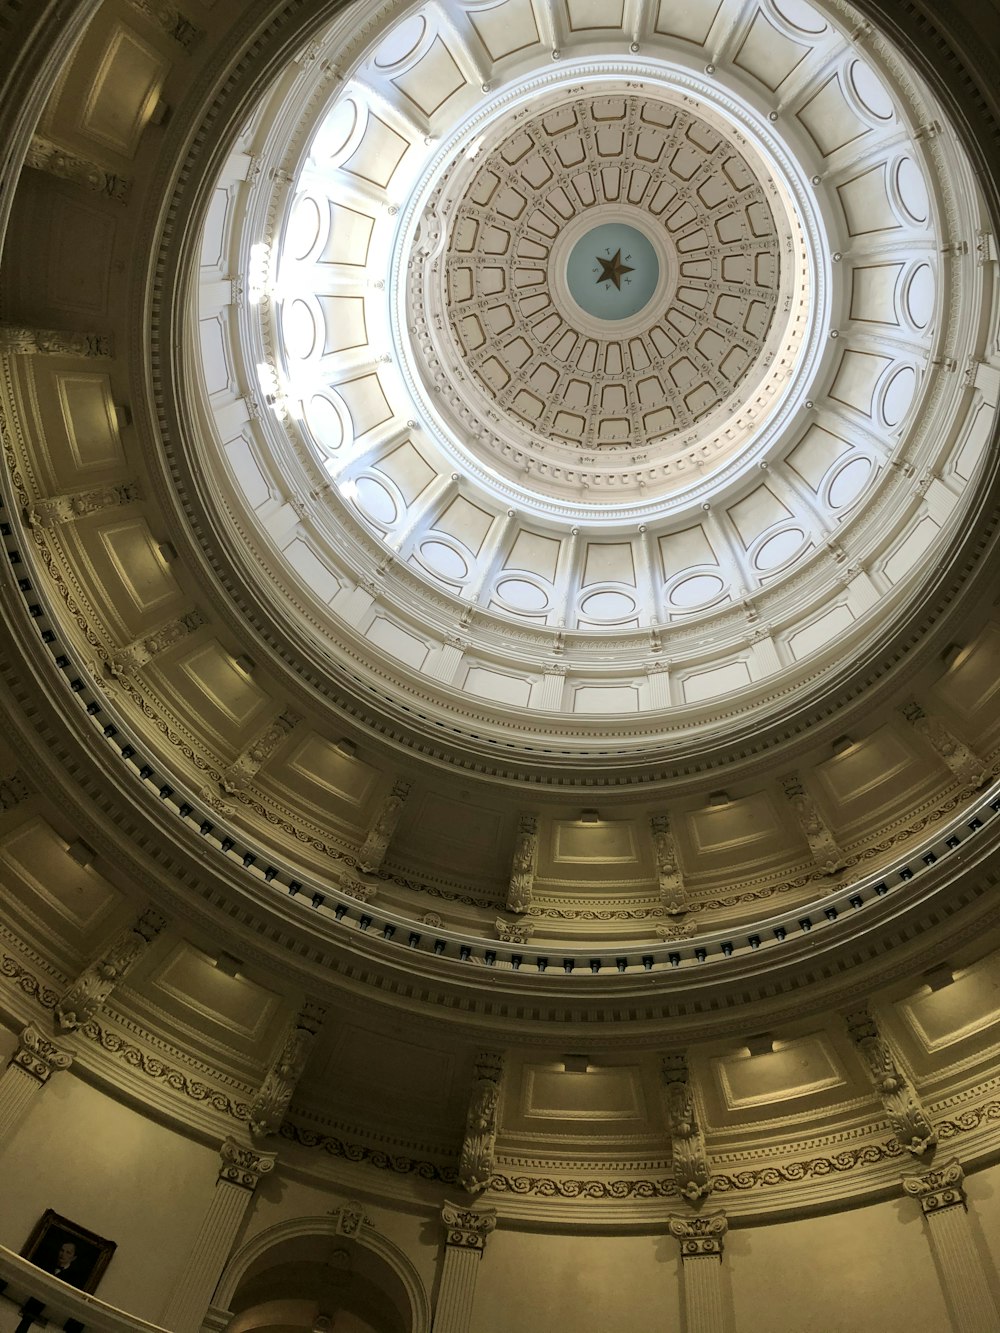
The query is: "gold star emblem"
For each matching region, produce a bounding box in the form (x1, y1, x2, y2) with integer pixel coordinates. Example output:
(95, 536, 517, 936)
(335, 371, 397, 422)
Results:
(595, 248, 635, 291)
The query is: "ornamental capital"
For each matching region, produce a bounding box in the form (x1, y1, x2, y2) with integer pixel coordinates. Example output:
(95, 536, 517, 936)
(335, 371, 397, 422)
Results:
(902, 1157, 966, 1215)
(12, 1024, 73, 1084)
(667, 1211, 728, 1259)
(441, 1200, 497, 1252)
(218, 1136, 277, 1190)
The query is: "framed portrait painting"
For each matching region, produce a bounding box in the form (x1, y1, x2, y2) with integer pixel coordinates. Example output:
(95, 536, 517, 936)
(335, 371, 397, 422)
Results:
(20, 1210, 116, 1294)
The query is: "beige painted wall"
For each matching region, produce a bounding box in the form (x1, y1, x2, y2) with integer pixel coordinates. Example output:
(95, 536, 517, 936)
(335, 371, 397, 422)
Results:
(728, 1195, 952, 1333)
(0, 1073, 218, 1322)
(471, 1229, 681, 1332)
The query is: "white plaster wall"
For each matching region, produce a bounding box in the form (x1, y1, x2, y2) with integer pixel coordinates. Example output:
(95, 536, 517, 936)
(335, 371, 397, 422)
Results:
(0, 1073, 219, 1323)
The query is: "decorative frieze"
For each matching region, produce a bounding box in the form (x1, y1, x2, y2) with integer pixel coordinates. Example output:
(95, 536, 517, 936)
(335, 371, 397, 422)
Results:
(656, 919, 699, 942)
(667, 1211, 728, 1259)
(27, 480, 141, 528)
(846, 1005, 936, 1155)
(24, 134, 131, 201)
(650, 814, 686, 913)
(495, 917, 533, 945)
(248, 1002, 325, 1138)
(357, 778, 411, 873)
(56, 908, 165, 1031)
(217, 709, 299, 796)
(0, 324, 112, 358)
(11, 1023, 74, 1085)
(124, 0, 202, 47)
(441, 1201, 497, 1252)
(458, 1051, 503, 1194)
(105, 609, 205, 676)
(506, 814, 538, 914)
(780, 773, 846, 875)
(340, 874, 377, 903)
(900, 701, 988, 792)
(662, 1053, 711, 1203)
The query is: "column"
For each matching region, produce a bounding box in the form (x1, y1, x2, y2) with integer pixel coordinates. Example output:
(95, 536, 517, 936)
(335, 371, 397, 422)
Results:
(0, 1024, 73, 1142)
(901, 1158, 1000, 1332)
(431, 1202, 496, 1333)
(668, 1213, 730, 1333)
(161, 1137, 276, 1333)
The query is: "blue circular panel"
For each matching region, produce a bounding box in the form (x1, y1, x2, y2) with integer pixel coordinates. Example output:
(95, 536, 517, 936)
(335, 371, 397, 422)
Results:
(565, 222, 660, 321)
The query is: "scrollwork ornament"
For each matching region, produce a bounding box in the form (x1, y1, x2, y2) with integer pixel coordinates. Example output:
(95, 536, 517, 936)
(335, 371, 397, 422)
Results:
(458, 1052, 503, 1194)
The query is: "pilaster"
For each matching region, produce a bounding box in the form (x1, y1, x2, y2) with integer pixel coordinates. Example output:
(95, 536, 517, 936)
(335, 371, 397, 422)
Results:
(668, 1213, 730, 1333)
(432, 1202, 496, 1333)
(0, 1025, 73, 1142)
(902, 1159, 1000, 1332)
(161, 1137, 276, 1333)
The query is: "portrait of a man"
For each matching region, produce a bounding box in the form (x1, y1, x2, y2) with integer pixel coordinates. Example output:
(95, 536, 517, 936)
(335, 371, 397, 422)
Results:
(20, 1211, 116, 1294)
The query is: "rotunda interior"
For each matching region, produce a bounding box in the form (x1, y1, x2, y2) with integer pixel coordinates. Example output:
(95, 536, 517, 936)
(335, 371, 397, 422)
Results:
(1, 0, 1000, 1330)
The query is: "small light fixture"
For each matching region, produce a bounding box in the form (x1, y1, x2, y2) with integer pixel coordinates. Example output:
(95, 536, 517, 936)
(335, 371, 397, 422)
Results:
(214, 952, 242, 977)
(580, 808, 600, 825)
(745, 1033, 775, 1056)
(831, 735, 854, 756)
(707, 791, 730, 808)
(233, 654, 255, 676)
(562, 1054, 590, 1073)
(923, 962, 955, 992)
(157, 540, 177, 564)
(335, 738, 357, 758)
(942, 643, 966, 670)
(67, 838, 95, 867)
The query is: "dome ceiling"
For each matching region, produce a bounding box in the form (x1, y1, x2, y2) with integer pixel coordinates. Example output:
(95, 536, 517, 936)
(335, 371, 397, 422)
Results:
(187, 0, 992, 766)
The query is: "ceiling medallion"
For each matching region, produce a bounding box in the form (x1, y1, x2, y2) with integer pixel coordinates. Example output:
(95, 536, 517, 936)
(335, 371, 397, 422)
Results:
(400, 82, 809, 509)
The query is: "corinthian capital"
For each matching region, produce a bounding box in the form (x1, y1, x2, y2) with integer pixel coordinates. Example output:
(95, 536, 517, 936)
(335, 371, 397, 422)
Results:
(218, 1136, 277, 1190)
(668, 1211, 728, 1259)
(12, 1024, 74, 1084)
(902, 1158, 966, 1215)
(442, 1200, 497, 1252)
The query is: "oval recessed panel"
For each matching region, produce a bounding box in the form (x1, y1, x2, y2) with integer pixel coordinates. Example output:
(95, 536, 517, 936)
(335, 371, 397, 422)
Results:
(828, 455, 873, 509)
(669, 573, 725, 608)
(495, 578, 549, 612)
(373, 14, 426, 67)
(755, 528, 806, 571)
(287, 196, 322, 261)
(896, 157, 929, 223)
(283, 299, 317, 359)
(773, 0, 827, 32)
(904, 263, 934, 328)
(882, 365, 916, 427)
(354, 475, 397, 526)
(306, 394, 344, 451)
(849, 60, 894, 120)
(419, 540, 468, 581)
(314, 98, 359, 161)
(580, 589, 637, 621)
